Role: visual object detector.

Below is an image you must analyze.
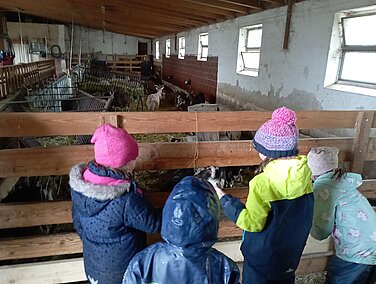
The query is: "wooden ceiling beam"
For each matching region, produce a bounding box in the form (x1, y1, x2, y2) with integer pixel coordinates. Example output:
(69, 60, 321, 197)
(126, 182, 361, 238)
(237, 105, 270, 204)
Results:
(182, 0, 250, 14)
(262, 0, 285, 3)
(218, 0, 264, 10)
(156, 0, 236, 17)
(122, 2, 225, 22)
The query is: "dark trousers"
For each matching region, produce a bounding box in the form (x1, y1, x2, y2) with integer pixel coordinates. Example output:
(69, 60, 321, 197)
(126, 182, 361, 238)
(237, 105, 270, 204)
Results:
(242, 258, 295, 284)
(327, 255, 376, 284)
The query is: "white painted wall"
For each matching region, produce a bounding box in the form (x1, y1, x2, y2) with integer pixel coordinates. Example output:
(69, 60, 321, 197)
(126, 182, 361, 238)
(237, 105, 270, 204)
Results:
(154, 0, 376, 111)
(69, 26, 151, 56)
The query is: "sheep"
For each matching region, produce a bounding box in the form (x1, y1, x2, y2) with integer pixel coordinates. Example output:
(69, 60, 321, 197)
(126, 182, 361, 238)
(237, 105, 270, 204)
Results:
(146, 85, 164, 111)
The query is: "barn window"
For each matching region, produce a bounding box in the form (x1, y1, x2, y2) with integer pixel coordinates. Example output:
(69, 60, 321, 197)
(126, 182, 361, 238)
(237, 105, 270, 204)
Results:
(166, 39, 171, 58)
(155, 40, 160, 60)
(236, 24, 262, 77)
(197, 33, 208, 61)
(178, 37, 185, 59)
(324, 5, 376, 96)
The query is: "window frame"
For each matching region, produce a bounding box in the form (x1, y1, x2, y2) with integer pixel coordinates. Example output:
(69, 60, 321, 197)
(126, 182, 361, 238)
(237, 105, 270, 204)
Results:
(165, 39, 171, 58)
(236, 24, 263, 77)
(155, 40, 160, 60)
(197, 33, 209, 61)
(178, 37, 185, 59)
(337, 13, 376, 87)
(323, 5, 376, 96)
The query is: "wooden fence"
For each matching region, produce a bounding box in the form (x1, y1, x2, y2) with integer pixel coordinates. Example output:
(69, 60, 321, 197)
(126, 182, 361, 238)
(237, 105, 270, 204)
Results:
(0, 60, 56, 99)
(0, 110, 375, 283)
(66, 53, 148, 75)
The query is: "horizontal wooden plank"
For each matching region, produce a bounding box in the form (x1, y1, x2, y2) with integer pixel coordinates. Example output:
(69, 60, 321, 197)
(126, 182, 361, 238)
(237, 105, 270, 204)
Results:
(0, 251, 333, 283)
(366, 138, 376, 161)
(0, 111, 362, 137)
(0, 223, 241, 261)
(0, 189, 247, 230)
(0, 258, 86, 284)
(296, 251, 333, 275)
(360, 179, 376, 199)
(0, 138, 354, 178)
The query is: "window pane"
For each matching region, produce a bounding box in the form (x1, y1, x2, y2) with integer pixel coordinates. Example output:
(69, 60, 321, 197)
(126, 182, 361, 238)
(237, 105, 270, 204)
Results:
(343, 14, 376, 45)
(341, 52, 376, 84)
(201, 47, 208, 58)
(247, 28, 262, 48)
(200, 34, 208, 45)
(242, 51, 260, 70)
(180, 37, 185, 48)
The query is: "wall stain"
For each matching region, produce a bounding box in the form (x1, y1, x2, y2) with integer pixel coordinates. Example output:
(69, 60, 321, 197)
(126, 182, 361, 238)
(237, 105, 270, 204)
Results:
(217, 83, 322, 111)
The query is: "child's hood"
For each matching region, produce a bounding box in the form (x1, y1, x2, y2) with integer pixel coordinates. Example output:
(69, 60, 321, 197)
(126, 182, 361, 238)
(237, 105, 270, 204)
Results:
(315, 172, 363, 190)
(69, 164, 131, 216)
(261, 155, 312, 197)
(161, 176, 220, 251)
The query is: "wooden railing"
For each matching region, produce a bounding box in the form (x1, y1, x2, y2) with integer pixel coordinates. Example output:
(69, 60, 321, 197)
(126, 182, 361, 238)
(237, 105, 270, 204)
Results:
(0, 60, 56, 99)
(66, 53, 149, 75)
(0, 110, 375, 283)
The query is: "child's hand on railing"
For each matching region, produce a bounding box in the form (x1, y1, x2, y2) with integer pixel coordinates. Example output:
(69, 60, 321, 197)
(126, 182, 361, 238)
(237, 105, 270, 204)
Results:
(208, 178, 227, 200)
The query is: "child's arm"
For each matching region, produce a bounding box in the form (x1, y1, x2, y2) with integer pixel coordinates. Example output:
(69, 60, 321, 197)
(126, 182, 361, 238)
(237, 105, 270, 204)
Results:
(124, 193, 162, 234)
(310, 186, 336, 240)
(210, 178, 270, 232)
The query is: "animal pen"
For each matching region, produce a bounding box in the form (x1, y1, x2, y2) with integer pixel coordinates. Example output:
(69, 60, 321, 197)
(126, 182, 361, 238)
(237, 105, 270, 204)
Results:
(0, 109, 376, 283)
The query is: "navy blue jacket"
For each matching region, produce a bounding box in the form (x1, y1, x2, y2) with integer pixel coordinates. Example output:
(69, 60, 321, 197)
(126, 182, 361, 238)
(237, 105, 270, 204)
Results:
(123, 176, 240, 284)
(69, 164, 161, 284)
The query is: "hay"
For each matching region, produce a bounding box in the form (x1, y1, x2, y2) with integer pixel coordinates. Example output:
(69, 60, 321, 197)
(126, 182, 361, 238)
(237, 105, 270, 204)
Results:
(296, 272, 326, 284)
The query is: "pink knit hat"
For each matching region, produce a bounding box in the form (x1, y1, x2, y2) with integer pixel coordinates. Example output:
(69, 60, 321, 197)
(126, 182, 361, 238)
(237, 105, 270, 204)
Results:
(253, 107, 299, 158)
(91, 124, 139, 168)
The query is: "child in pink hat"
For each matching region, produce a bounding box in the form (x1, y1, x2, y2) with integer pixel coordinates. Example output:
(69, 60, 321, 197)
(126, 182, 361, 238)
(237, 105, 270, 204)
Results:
(210, 107, 314, 284)
(69, 123, 161, 284)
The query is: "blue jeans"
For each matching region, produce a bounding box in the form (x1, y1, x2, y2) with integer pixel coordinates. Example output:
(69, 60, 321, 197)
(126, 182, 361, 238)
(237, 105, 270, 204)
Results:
(327, 255, 376, 284)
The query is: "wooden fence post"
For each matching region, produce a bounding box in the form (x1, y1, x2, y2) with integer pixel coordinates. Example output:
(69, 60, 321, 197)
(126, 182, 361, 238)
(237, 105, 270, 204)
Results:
(100, 114, 121, 128)
(351, 111, 374, 173)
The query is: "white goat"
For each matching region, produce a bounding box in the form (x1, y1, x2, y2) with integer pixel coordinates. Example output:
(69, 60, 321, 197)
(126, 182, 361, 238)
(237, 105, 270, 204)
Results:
(146, 85, 164, 111)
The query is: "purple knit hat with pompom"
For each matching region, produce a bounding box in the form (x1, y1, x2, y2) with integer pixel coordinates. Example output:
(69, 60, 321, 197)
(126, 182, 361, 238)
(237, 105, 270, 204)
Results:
(253, 107, 299, 158)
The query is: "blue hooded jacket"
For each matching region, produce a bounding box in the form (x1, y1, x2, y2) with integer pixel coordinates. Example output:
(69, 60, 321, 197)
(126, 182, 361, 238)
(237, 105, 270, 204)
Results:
(69, 164, 161, 284)
(123, 176, 240, 284)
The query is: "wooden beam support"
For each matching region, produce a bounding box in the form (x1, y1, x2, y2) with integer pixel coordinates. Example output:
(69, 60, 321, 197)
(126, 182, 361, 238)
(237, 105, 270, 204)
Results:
(283, 0, 294, 50)
(218, 0, 264, 9)
(182, 0, 250, 14)
(0, 138, 354, 178)
(0, 189, 247, 230)
(0, 111, 361, 137)
(351, 111, 374, 173)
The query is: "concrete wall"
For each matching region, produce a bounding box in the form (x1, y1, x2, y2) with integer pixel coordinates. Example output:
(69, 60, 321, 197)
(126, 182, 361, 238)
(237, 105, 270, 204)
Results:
(154, 0, 376, 111)
(70, 27, 151, 56)
(7, 22, 66, 72)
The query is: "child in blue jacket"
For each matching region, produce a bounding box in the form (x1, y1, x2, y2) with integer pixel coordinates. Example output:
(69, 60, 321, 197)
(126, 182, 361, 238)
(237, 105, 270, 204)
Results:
(308, 146, 376, 284)
(123, 176, 240, 284)
(209, 107, 314, 283)
(69, 123, 162, 284)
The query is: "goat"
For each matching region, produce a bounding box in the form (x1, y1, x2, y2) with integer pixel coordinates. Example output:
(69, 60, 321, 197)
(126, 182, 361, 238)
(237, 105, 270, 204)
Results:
(174, 91, 206, 111)
(146, 85, 164, 111)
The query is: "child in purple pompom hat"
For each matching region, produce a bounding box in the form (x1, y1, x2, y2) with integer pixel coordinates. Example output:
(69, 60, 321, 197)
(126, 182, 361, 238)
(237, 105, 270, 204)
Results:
(209, 107, 314, 284)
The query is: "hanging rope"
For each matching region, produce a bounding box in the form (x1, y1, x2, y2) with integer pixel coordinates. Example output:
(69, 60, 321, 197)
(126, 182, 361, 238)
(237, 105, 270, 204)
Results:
(188, 111, 200, 170)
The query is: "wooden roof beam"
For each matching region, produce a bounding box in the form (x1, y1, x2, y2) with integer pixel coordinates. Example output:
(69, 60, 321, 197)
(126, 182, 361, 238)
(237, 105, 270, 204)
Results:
(182, 0, 250, 14)
(156, 0, 236, 17)
(218, 0, 264, 10)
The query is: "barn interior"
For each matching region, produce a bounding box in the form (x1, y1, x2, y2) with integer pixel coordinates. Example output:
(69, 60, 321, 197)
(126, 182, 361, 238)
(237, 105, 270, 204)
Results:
(0, 0, 376, 283)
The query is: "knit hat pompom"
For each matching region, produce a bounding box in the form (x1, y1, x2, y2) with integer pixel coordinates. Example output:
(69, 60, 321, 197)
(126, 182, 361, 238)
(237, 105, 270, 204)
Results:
(271, 107, 296, 125)
(253, 106, 299, 158)
(91, 123, 139, 168)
